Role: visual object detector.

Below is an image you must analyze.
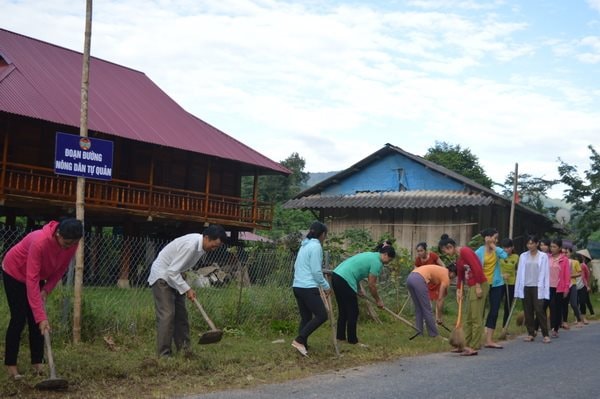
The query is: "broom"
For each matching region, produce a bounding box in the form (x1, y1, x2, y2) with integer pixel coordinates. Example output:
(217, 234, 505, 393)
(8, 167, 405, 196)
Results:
(449, 288, 465, 350)
(516, 311, 525, 327)
(499, 298, 518, 340)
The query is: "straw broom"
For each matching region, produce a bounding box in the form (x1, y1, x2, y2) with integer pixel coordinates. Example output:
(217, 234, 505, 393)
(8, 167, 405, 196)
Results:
(499, 299, 518, 340)
(449, 289, 465, 350)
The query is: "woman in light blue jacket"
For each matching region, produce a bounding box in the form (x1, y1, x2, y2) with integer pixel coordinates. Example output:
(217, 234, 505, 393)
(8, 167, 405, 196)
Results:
(291, 221, 330, 357)
(475, 228, 507, 349)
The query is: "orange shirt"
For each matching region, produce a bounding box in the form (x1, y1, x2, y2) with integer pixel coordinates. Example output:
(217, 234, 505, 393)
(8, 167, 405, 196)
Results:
(412, 264, 450, 300)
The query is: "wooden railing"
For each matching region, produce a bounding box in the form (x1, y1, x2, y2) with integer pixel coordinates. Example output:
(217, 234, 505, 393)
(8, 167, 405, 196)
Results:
(0, 163, 273, 229)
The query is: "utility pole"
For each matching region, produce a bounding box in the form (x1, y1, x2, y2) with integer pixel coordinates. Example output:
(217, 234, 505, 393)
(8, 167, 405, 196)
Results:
(508, 163, 518, 239)
(73, 0, 93, 343)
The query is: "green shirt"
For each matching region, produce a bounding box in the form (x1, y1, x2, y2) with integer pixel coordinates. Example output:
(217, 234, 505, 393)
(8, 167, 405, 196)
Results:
(333, 252, 383, 293)
(500, 253, 519, 285)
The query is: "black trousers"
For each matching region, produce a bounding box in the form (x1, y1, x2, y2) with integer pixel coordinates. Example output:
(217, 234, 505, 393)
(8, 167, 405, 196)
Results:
(578, 287, 594, 315)
(562, 285, 582, 323)
(332, 273, 360, 344)
(2, 269, 44, 366)
(292, 287, 328, 347)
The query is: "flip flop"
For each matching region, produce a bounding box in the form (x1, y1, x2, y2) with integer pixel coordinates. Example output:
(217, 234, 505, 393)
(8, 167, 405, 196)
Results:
(460, 350, 478, 356)
(291, 341, 308, 357)
(484, 344, 503, 349)
(450, 348, 464, 353)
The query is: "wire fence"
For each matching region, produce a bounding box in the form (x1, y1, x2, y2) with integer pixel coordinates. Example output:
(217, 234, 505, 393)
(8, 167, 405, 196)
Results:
(0, 225, 411, 342)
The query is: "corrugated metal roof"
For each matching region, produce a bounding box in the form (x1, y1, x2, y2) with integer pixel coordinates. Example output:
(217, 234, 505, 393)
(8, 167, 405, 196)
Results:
(296, 143, 495, 198)
(284, 190, 495, 209)
(0, 28, 289, 175)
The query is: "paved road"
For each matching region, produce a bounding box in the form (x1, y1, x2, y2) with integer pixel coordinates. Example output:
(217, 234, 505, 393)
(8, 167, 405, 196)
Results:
(184, 322, 600, 399)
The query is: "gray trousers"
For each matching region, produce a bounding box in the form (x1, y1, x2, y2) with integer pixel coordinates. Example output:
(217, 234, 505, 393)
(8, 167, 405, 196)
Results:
(152, 279, 190, 356)
(407, 273, 438, 337)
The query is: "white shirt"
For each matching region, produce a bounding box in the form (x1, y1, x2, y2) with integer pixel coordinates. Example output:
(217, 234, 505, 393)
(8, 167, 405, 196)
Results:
(147, 234, 205, 294)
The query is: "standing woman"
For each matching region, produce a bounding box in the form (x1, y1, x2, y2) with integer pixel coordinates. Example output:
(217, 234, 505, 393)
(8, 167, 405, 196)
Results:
(332, 242, 395, 345)
(406, 264, 456, 337)
(562, 246, 584, 327)
(438, 234, 487, 356)
(548, 239, 571, 337)
(291, 221, 330, 356)
(414, 241, 447, 309)
(2, 218, 83, 379)
(576, 252, 595, 320)
(499, 238, 519, 329)
(414, 242, 446, 268)
(514, 235, 551, 343)
(475, 228, 507, 349)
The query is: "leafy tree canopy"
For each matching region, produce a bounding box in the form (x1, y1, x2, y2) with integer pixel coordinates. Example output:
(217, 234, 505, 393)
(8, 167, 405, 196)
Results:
(557, 145, 600, 246)
(501, 172, 558, 217)
(242, 152, 309, 203)
(423, 141, 494, 189)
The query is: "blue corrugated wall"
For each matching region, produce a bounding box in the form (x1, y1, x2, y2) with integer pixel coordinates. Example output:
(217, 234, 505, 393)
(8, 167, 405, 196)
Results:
(322, 153, 465, 195)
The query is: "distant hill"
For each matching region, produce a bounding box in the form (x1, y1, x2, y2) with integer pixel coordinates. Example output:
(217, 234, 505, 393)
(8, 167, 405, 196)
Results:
(304, 171, 339, 188)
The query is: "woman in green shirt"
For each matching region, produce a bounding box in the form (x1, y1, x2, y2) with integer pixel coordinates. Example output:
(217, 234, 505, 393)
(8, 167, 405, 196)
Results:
(331, 242, 396, 345)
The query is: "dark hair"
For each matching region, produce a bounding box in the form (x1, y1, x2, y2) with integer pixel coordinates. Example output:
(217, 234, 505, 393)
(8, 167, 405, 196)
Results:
(416, 242, 427, 250)
(438, 233, 456, 249)
(500, 238, 513, 248)
(551, 238, 563, 248)
(540, 238, 551, 246)
(375, 240, 396, 258)
(203, 224, 227, 242)
(480, 228, 498, 238)
(57, 218, 83, 240)
(306, 221, 327, 240)
(525, 235, 539, 244)
(447, 262, 457, 275)
(575, 253, 585, 263)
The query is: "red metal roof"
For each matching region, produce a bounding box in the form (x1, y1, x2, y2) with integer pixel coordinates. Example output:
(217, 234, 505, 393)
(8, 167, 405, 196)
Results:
(0, 28, 289, 175)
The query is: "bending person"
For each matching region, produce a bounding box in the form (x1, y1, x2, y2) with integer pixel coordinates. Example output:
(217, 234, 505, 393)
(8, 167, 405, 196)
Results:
(2, 218, 83, 379)
(332, 242, 395, 345)
(148, 225, 226, 357)
(407, 264, 456, 337)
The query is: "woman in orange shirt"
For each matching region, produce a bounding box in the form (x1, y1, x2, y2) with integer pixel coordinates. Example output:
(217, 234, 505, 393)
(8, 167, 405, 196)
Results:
(406, 264, 456, 337)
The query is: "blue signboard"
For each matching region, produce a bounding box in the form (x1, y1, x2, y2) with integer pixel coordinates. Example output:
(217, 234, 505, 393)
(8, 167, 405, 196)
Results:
(54, 132, 114, 181)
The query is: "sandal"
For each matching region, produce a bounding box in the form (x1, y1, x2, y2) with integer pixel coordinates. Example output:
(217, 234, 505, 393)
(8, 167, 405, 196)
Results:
(291, 340, 308, 357)
(523, 336, 534, 342)
(542, 336, 551, 344)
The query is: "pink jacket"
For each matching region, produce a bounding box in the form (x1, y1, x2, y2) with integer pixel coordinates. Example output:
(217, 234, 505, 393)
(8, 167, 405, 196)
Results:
(2, 221, 79, 323)
(551, 253, 571, 294)
(582, 263, 591, 288)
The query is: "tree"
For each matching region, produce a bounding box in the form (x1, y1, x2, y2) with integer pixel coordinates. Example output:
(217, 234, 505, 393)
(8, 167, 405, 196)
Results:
(557, 145, 600, 246)
(242, 152, 309, 203)
(501, 172, 558, 216)
(423, 142, 494, 188)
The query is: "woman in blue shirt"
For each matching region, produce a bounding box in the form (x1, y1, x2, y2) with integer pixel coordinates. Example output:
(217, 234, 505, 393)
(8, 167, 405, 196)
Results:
(291, 221, 330, 357)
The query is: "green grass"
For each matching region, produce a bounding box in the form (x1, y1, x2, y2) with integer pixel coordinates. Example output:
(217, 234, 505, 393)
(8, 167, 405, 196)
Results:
(1, 285, 599, 398)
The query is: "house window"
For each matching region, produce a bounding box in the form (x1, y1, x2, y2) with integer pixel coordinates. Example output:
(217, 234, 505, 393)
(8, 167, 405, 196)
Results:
(397, 168, 408, 191)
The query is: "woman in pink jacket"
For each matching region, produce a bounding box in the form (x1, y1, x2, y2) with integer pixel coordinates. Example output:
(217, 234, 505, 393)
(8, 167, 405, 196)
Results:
(2, 218, 83, 379)
(548, 239, 571, 338)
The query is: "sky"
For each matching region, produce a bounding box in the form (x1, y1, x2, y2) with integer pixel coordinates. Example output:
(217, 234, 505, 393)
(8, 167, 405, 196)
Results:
(2, 0, 600, 199)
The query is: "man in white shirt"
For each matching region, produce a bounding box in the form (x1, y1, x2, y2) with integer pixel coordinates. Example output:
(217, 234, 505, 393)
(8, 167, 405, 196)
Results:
(148, 225, 226, 357)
